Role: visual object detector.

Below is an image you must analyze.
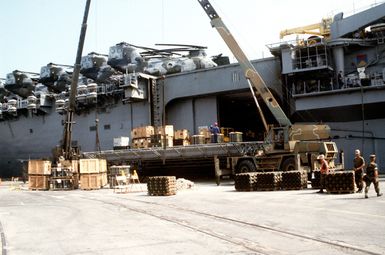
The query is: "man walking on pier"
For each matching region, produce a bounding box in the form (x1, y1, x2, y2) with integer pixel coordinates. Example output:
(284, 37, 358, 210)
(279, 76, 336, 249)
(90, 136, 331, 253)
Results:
(353, 149, 365, 193)
(364, 155, 383, 199)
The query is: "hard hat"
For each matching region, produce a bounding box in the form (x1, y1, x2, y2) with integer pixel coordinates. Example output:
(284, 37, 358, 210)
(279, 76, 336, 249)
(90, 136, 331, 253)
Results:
(355, 149, 360, 155)
(317, 154, 324, 160)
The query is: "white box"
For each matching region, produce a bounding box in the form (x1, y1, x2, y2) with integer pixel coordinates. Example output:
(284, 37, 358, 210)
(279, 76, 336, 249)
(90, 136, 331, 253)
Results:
(113, 137, 130, 147)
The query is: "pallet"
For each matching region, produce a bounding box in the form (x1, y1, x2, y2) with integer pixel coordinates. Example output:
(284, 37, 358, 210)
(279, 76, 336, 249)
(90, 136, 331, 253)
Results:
(147, 176, 177, 196)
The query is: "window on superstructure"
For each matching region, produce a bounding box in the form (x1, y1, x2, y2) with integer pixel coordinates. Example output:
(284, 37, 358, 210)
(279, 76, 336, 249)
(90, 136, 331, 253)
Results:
(104, 124, 111, 130)
(89, 126, 96, 131)
(29, 129, 33, 134)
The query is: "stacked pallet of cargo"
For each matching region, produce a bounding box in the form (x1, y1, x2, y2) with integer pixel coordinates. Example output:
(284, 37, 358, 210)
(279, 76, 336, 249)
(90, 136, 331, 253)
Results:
(310, 170, 321, 189)
(325, 170, 355, 194)
(255, 172, 282, 191)
(50, 160, 79, 190)
(147, 176, 177, 196)
(234, 172, 258, 191)
(281, 170, 308, 190)
(79, 159, 107, 190)
(131, 126, 154, 149)
(229, 132, 243, 142)
(173, 129, 190, 146)
(153, 125, 174, 148)
(28, 160, 51, 190)
(198, 126, 211, 143)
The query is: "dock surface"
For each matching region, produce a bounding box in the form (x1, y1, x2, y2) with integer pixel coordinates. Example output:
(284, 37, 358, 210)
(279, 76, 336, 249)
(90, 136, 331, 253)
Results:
(0, 180, 384, 255)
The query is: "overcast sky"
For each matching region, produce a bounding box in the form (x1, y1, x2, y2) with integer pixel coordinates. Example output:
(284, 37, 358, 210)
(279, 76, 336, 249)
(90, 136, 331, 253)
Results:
(0, 0, 381, 78)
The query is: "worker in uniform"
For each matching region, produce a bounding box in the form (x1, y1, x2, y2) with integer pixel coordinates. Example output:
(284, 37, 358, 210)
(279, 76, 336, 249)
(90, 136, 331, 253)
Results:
(363, 155, 383, 199)
(353, 149, 365, 193)
(209, 122, 220, 143)
(317, 154, 329, 193)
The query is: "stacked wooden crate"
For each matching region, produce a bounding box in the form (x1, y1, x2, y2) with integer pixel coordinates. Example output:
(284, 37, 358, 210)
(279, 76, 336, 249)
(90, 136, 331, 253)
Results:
(153, 125, 174, 147)
(173, 129, 190, 146)
(79, 159, 107, 190)
(131, 126, 154, 149)
(28, 160, 51, 190)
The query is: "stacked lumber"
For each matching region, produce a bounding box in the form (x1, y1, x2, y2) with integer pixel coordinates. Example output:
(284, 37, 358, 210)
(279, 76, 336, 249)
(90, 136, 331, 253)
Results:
(325, 171, 355, 194)
(234, 172, 258, 191)
(255, 172, 282, 191)
(281, 170, 308, 190)
(147, 176, 177, 196)
(28, 160, 51, 190)
(79, 159, 107, 190)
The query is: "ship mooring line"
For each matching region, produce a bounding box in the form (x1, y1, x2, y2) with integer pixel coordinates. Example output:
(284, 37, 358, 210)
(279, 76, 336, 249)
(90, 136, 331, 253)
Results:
(0, 221, 7, 255)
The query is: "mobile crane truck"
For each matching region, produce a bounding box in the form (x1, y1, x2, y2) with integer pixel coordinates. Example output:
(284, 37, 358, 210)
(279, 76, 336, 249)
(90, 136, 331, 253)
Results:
(197, 0, 344, 180)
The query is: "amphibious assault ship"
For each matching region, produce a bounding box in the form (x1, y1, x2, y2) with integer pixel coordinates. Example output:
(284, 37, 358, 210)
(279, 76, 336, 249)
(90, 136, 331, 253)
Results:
(1, 2, 385, 177)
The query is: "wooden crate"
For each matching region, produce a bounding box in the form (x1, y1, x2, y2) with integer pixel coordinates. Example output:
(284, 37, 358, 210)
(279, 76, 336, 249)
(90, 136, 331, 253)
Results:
(132, 138, 151, 148)
(79, 159, 104, 174)
(28, 160, 51, 175)
(100, 172, 108, 187)
(173, 139, 190, 146)
(29, 175, 50, 190)
(80, 173, 101, 190)
(58, 160, 79, 173)
(131, 126, 154, 138)
(174, 129, 189, 140)
(155, 125, 174, 137)
(198, 126, 210, 139)
(99, 159, 107, 173)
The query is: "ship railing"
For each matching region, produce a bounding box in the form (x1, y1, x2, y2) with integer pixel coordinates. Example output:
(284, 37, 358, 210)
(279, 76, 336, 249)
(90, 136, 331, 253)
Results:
(291, 75, 385, 97)
(82, 141, 265, 163)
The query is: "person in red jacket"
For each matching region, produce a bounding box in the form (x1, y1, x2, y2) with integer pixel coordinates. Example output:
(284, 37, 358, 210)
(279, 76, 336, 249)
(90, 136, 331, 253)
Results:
(317, 154, 329, 193)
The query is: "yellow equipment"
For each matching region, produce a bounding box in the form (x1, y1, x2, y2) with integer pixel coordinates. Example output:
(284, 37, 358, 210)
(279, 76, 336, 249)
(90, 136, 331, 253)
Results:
(279, 18, 332, 39)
